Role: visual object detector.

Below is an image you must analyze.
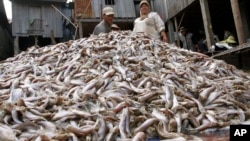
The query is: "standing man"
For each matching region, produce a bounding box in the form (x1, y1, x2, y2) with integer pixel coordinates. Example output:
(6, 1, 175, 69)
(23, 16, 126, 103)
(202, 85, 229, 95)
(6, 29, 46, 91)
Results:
(93, 7, 114, 35)
(179, 26, 199, 52)
(133, 0, 169, 43)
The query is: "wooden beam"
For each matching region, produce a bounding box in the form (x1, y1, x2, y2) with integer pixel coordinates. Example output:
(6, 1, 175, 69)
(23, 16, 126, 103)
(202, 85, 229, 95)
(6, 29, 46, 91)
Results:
(51, 4, 77, 29)
(212, 43, 250, 58)
(199, 0, 214, 49)
(230, 0, 245, 45)
(167, 20, 175, 44)
(14, 36, 20, 55)
(78, 21, 83, 38)
(174, 17, 180, 47)
(50, 30, 56, 45)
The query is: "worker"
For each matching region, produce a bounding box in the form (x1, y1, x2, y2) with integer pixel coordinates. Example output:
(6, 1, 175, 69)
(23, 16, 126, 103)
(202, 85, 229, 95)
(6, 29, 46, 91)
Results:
(133, 0, 169, 43)
(93, 7, 114, 35)
(179, 26, 199, 52)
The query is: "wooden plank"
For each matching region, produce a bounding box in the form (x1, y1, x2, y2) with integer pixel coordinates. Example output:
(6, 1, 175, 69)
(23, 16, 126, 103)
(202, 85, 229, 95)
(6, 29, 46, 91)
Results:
(174, 17, 180, 47)
(14, 36, 20, 55)
(199, 0, 214, 49)
(230, 0, 245, 45)
(212, 43, 250, 58)
(79, 21, 83, 38)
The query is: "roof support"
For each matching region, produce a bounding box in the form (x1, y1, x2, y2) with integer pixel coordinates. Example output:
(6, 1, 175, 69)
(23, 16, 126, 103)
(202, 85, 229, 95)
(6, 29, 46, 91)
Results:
(230, 0, 245, 44)
(174, 17, 180, 47)
(199, 0, 214, 49)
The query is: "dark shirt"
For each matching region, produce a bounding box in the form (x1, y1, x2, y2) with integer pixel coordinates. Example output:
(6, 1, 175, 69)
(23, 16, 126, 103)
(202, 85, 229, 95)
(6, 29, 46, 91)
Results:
(198, 40, 208, 53)
(180, 33, 198, 51)
(93, 20, 111, 35)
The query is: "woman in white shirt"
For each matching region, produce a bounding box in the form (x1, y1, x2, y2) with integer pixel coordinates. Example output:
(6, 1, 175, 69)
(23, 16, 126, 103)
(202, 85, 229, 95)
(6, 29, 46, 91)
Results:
(133, 0, 169, 43)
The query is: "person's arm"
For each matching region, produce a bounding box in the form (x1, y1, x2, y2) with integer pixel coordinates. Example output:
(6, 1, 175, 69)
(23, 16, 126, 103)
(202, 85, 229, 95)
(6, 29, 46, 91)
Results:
(132, 19, 137, 32)
(153, 12, 169, 43)
(160, 30, 169, 43)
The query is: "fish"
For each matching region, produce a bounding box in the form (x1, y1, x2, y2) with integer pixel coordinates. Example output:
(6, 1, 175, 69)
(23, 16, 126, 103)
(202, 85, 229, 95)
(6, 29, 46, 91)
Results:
(132, 132, 146, 141)
(152, 108, 168, 123)
(97, 115, 108, 141)
(119, 107, 131, 139)
(133, 118, 158, 134)
(65, 124, 97, 136)
(0, 123, 18, 141)
(156, 121, 181, 139)
(105, 124, 119, 141)
(0, 30, 250, 141)
(199, 85, 216, 102)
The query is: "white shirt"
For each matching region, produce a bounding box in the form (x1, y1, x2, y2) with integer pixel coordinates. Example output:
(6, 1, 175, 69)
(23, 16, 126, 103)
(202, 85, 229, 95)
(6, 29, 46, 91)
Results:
(133, 12, 165, 40)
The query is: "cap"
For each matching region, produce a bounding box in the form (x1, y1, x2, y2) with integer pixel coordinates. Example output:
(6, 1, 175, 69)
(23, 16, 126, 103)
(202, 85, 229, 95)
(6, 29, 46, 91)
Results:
(140, 0, 149, 7)
(102, 7, 114, 15)
(224, 36, 236, 43)
(179, 26, 187, 32)
(111, 24, 120, 30)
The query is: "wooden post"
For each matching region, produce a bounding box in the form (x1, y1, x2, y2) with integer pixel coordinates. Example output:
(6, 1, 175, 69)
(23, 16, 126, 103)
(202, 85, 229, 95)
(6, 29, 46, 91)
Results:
(199, 0, 214, 50)
(34, 36, 38, 46)
(167, 20, 175, 44)
(14, 36, 20, 55)
(78, 20, 83, 38)
(74, 24, 78, 40)
(50, 30, 56, 45)
(230, 0, 245, 45)
(174, 17, 180, 47)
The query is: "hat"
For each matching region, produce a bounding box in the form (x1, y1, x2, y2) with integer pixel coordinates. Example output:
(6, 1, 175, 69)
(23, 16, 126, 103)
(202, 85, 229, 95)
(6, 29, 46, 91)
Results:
(140, 0, 150, 7)
(102, 7, 114, 15)
(111, 24, 120, 30)
(179, 26, 187, 32)
(224, 36, 236, 43)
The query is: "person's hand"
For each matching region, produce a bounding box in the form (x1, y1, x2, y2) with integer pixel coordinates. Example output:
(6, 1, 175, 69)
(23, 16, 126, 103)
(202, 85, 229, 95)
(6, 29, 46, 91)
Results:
(161, 31, 169, 43)
(162, 36, 169, 43)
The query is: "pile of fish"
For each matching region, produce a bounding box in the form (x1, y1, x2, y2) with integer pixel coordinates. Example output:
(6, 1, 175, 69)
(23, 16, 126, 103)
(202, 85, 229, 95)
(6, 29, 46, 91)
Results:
(0, 30, 250, 141)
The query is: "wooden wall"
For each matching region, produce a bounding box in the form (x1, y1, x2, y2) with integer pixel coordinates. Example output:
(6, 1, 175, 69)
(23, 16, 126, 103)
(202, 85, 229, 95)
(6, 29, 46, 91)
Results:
(216, 50, 250, 70)
(74, 0, 92, 18)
